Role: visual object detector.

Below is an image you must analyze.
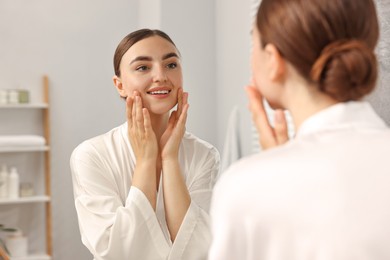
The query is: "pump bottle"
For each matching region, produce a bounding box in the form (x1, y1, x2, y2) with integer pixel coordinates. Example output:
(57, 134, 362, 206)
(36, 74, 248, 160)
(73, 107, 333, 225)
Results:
(8, 167, 19, 199)
(0, 164, 8, 198)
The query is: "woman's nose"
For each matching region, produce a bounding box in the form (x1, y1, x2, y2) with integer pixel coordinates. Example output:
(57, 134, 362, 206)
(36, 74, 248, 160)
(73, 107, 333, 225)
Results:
(153, 66, 168, 82)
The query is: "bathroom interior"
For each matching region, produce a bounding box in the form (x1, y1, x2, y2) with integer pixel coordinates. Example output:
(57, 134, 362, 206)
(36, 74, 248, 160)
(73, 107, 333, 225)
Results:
(0, 0, 389, 259)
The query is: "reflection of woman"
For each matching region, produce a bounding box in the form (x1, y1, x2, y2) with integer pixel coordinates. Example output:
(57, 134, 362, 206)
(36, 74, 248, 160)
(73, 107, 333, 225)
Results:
(70, 29, 219, 260)
(210, 0, 390, 259)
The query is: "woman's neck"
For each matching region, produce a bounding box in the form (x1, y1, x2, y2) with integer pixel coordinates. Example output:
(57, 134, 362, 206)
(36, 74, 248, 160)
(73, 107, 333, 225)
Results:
(149, 112, 169, 140)
(284, 79, 338, 131)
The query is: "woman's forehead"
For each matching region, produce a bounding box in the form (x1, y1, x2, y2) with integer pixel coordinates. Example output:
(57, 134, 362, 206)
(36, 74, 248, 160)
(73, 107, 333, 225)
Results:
(124, 36, 179, 60)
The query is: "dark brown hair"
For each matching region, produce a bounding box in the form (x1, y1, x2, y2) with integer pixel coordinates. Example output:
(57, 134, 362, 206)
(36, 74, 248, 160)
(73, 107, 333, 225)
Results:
(256, 0, 379, 101)
(113, 29, 178, 77)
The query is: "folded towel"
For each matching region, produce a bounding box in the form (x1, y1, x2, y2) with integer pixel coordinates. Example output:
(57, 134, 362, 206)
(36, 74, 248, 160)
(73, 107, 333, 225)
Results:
(0, 135, 46, 147)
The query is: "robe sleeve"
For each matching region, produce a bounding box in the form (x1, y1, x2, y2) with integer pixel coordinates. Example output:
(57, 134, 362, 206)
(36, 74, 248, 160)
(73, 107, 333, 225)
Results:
(207, 171, 244, 260)
(169, 146, 220, 260)
(70, 142, 170, 260)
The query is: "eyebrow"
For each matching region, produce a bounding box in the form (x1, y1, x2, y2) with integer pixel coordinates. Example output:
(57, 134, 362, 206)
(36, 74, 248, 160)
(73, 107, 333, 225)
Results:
(130, 52, 179, 65)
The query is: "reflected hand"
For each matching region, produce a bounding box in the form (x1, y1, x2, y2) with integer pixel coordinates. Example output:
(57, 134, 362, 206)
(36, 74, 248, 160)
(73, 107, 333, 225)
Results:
(245, 85, 289, 150)
(126, 92, 158, 163)
(160, 88, 189, 161)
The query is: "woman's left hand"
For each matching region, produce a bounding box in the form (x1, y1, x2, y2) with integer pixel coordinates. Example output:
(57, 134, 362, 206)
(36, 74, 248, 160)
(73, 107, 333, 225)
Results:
(245, 85, 289, 150)
(160, 88, 189, 161)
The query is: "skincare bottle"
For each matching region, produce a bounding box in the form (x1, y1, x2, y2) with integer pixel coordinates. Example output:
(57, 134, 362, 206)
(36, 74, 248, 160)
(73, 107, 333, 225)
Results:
(0, 164, 8, 198)
(8, 90, 19, 104)
(0, 90, 7, 104)
(8, 167, 20, 199)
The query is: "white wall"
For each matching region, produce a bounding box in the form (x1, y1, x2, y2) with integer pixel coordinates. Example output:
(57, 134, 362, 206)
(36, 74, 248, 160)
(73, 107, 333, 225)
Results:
(215, 0, 253, 156)
(367, 0, 390, 124)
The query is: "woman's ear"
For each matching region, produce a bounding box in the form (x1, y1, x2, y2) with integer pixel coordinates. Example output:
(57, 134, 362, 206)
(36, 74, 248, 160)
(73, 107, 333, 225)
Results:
(113, 75, 126, 98)
(265, 44, 286, 83)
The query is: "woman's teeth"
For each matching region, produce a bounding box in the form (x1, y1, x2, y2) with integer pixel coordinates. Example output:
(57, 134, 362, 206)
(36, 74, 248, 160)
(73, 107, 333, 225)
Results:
(148, 90, 170, 95)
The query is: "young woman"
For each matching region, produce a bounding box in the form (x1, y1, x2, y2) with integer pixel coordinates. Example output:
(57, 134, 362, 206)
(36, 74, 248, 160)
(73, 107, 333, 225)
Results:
(210, 0, 390, 259)
(70, 29, 219, 260)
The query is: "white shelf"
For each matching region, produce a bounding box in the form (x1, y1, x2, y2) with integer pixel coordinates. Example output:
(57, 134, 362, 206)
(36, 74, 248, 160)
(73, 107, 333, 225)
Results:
(10, 253, 51, 260)
(0, 146, 49, 153)
(0, 103, 48, 109)
(0, 77, 52, 260)
(0, 196, 50, 205)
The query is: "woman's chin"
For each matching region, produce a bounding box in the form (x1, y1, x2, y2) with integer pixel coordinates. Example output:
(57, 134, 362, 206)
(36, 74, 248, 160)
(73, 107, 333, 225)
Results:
(266, 99, 284, 110)
(148, 104, 176, 116)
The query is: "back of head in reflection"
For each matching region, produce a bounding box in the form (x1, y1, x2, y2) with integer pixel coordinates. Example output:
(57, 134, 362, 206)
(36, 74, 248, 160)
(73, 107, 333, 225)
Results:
(209, 1, 390, 259)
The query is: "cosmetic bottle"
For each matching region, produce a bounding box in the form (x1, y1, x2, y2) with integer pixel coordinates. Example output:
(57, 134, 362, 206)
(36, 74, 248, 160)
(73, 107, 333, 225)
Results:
(0, 164, 8, 198)
(8, 90, 19, 104)
(0, 90, 7, 104)
(8, 167, 20, 199)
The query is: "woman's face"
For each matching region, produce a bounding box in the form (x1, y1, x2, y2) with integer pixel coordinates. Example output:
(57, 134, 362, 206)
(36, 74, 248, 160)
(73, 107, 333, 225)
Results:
(114, 36, 182, 115)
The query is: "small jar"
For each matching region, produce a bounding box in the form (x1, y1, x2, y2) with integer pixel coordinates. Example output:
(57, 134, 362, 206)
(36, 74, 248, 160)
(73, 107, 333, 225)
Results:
(0, 90, 7, 104)
(20, 182, 34, 197)
(5, 230, 28, 257)
(18, 90, 30, 104)
(8, 90, 19, 104)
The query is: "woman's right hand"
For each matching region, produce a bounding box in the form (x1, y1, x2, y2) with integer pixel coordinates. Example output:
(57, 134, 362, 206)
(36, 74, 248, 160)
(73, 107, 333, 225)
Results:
(245, 85, 289, 150)
(126, 92, 158, 163)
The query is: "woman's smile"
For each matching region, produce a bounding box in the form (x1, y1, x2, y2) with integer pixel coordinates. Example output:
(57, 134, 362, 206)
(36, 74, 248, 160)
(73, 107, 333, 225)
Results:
(146, 86, 173, 98)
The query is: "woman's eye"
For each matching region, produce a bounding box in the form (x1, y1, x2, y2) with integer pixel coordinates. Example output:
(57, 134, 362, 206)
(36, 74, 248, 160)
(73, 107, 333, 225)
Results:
(167, 63, 177, 69)
(136, 65, 149, 71)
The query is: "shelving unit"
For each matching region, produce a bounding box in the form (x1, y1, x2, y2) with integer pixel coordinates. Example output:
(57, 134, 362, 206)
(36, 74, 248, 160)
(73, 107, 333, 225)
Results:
(0, 76, 52, 260)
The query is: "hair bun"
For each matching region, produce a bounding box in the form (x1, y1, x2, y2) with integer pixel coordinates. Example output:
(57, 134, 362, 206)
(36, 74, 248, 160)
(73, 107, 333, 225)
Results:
(310, 40, 377, 101)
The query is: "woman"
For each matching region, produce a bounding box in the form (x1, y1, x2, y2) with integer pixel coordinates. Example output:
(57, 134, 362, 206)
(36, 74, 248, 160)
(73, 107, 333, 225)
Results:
(70, 29, 219, 260)
(210, 0, 390, 259)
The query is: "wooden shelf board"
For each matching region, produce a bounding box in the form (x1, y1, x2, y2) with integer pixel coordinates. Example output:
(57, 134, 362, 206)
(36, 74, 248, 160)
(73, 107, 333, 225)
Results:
(0, 146, 49, 153)
(0, 104, 48, 109)
(10, 253, 51, 260)
(0, 196, 50, 205)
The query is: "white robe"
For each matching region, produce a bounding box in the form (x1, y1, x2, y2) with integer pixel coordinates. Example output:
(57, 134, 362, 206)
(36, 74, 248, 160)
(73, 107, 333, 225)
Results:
(209, 101, 390, 260)
(70, 123, 220, 260)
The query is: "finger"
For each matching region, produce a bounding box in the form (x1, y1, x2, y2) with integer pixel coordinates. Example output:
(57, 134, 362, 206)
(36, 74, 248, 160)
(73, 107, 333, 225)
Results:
(176, 88, 183, 119)
(167, 111, 177, 130)
(274, 109, 289, 145)
(245, 86, 279, 149)
(176, 103, 189, 129)
(135, 96, 144, 135)
(245, 86, 274, 138)
(132, 94, 137, 131)
(126, 96, 134, 128)
(142, 108, 153, 137)
(183, 91, 189, 106)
